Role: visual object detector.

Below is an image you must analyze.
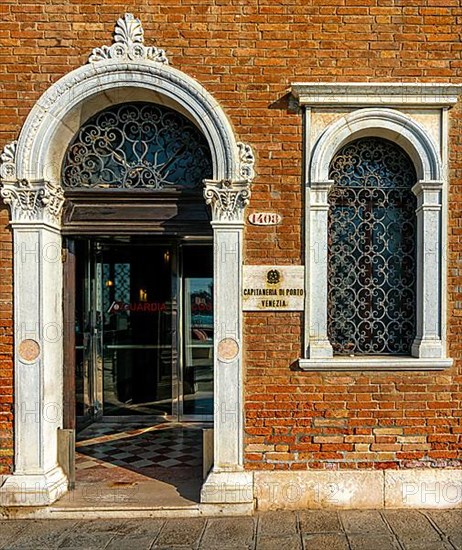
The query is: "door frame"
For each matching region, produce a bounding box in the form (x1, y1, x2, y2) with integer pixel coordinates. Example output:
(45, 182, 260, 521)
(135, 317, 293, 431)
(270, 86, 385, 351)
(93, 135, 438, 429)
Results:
(0, 13, 255, 506)
(66, 236, 215, 428)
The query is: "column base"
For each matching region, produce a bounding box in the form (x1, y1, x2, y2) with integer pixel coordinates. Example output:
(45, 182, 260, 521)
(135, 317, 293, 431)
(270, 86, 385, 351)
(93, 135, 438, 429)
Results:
(0, 465, 68, 506)
(411, 338, 444, 358)
(200, 470, 254, 505)
(308, 339, 334, 359)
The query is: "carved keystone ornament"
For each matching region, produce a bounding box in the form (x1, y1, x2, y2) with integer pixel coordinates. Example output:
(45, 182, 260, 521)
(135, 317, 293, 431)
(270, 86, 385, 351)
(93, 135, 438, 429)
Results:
(89, 13, 169, 64)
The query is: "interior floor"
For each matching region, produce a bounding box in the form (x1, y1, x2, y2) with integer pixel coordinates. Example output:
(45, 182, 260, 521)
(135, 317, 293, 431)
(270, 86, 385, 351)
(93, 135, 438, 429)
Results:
(56, 421, 208, 509)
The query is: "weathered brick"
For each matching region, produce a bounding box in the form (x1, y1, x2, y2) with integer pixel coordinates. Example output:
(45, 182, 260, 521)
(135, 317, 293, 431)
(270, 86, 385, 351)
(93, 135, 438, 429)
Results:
(0, 0, 461, 478)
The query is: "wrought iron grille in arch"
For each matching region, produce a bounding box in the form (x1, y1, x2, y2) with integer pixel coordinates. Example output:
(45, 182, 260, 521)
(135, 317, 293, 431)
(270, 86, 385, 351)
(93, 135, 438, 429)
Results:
(327, 137, 417, 355)
(62, 102, 213, 190)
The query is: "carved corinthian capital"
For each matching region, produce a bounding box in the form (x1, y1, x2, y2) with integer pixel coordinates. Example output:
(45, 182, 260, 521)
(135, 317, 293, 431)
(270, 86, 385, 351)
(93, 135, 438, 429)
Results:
(0, 179, 64, 226)
(204, 179, 251, 223)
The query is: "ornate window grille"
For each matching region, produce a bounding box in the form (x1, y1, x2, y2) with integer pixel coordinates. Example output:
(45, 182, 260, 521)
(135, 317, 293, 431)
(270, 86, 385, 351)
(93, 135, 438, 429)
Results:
(327, 137, 417, 355)
(62, 102, 212, 190)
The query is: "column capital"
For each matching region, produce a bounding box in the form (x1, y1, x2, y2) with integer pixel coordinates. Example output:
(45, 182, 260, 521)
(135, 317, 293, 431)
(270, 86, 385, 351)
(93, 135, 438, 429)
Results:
(204, 179, 251, 223)
(412, 179, 444, 193)
(0, 178, 64, 227)
(308, 180, 333, 211)
(1, 140, 65, 227)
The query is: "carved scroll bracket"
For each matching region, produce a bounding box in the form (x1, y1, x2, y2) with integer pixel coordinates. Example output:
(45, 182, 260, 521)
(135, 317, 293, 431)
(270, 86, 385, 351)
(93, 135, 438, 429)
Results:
(0, 140, 17, 182)
(237, 142, 255, 182)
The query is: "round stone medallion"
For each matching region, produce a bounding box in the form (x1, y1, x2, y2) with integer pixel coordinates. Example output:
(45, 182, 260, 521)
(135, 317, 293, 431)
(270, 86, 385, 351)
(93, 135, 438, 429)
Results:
(18, 339, 41, 362)
(217, 337, 239, 362)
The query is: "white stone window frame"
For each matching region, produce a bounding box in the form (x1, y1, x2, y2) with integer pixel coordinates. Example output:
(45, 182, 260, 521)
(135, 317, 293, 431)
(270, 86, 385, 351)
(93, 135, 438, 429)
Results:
(290, 83, 457, 371)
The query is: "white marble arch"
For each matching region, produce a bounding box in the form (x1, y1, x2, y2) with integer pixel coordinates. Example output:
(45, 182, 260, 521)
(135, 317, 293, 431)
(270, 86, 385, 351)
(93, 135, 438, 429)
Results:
(302, 106, 452, 369)
(0, 14, 254, 507)
(15, 63, 250, 185)
(310, 108, 442, 183)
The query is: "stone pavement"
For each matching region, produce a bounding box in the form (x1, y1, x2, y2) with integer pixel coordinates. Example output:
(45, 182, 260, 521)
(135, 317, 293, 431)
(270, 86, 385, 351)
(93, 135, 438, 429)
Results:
(0, 510, 460, 549)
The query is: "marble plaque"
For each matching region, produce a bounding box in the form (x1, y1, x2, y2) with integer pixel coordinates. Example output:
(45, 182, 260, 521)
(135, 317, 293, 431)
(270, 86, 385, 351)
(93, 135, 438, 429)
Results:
(242, 265, 305, 311)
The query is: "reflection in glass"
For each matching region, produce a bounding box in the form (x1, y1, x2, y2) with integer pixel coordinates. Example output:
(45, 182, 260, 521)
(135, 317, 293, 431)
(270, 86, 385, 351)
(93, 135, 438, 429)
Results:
(75, 240, 102, 429)
(182, 246, 214, 416)
(75, 240, 214, 422)
(101, 245, 173, 415)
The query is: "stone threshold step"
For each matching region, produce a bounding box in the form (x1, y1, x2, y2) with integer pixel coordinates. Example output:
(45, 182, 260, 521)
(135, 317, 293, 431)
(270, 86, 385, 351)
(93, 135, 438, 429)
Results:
(0, 502, 254, 520)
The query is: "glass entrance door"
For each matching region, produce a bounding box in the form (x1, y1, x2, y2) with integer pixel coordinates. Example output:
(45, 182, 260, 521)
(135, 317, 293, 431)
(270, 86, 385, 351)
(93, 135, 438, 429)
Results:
(75, 240, 103, 429)
(75, 239, 213, 426)
(181, 245, 214, 420)
(100, 243, 175, 416)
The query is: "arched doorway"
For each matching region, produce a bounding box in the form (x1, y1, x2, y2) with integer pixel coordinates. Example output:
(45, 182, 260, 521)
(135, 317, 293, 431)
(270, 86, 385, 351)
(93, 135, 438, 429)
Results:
(62, 101, 215, 423)
(0, 13, 255, 508)
(58, 99, 218, 506)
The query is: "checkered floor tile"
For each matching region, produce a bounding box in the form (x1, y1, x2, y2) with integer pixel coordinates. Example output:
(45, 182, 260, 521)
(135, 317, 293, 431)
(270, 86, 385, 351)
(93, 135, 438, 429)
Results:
(76, 422, 206, 473)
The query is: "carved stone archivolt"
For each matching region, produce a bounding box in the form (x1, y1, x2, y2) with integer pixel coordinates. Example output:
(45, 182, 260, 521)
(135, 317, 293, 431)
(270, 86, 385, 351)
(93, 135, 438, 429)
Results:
(6, 12, 254, 189)
(89, 13, 168, 64)
(0, 13, 254, 226)
(204, 179, 251, 223)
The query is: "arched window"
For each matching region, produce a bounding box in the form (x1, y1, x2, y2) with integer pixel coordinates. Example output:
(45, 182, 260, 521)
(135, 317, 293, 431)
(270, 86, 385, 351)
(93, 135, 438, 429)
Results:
(62, 102, 213, 190)
(327, 137, 417, 355)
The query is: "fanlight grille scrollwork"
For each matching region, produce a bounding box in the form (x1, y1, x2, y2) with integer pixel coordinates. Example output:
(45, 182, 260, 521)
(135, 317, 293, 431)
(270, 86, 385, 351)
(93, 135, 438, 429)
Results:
(62, 102, 213, 190)
(327, 137, 417, 355)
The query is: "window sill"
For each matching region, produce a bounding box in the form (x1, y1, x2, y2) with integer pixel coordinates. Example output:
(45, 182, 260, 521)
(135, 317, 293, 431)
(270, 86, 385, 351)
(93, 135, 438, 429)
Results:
(298, 356, 453, 372)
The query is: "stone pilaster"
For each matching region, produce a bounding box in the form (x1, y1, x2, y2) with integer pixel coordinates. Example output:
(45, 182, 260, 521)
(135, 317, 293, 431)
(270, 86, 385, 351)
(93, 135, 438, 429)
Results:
(307, 182, 334, 359)
(200, 179, 253, 507)
(411, 181, 444, 358)
(0, 148, 67, 505)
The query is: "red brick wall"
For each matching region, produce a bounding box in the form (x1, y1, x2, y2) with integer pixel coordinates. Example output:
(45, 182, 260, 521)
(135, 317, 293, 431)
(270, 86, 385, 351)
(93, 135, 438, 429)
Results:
(0, 1, 461, 474)
(0, 208, 13, 474)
